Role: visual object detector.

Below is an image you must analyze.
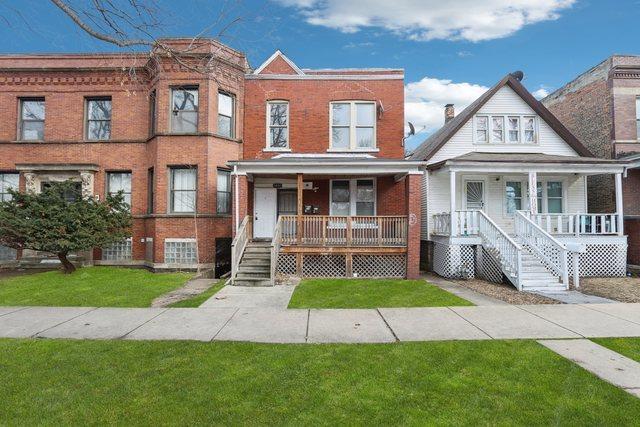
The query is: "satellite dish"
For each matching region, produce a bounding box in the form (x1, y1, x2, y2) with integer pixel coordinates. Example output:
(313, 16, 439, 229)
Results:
(408, 122, 416, 136)
(510, 70, 524, 81)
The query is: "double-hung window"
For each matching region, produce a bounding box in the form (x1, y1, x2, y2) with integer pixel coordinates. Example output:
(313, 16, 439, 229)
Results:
(492, 116, 504, 142)
(0, 173, 19, 202)
(86, 98, 112, 140)
(330, 179, 376, 216)
(147, 168, 154, 214)
(475, 116, 488, 142)
(171, 87, 198, 133)
(149, 89, 157, 137)
(19, 98, 45, 141)
(475, 115, 536, 144)
(267, 101, 289, 149)
(507, 117, 520, 142)
(505, 181, 523, 215)
(218, 91, 235, 138)
(330, 101, 376, 150)
(507, 179, 563, 215)
(107, 172, 131, 208)
(169, 167, 197, 213)
(216, 169, 231, 214)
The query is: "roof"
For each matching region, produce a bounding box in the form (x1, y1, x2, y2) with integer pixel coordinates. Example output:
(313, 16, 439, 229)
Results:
(408, 74, 593, 161)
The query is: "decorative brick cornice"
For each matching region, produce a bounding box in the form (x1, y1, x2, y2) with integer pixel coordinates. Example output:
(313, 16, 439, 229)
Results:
(611, 66, 640, 79)
(0, 74, 146, 87)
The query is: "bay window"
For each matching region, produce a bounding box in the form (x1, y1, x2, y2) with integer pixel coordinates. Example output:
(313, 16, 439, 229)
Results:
(171, 87, 198, 133)
(330, 179, 376, 216)
(330, 101, 376, 150)
(169, 167, 197, 213)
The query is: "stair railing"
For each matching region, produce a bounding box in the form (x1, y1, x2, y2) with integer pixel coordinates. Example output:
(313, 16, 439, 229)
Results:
(477, 210, 523, 290)
(515, 211, 569, 288)
(231, 216, 251, 284)
(270, 216, 283, 286)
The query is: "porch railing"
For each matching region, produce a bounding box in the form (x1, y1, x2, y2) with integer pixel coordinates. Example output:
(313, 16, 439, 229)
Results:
(280, 215, 407, 246)
(231, 216, 251, 283)
(515, 211, 569, 287)
(433, 210, 479, 236)
(523, 212, 621, 236)
(477, 210, 522, 290)
(270, 216, 283, 286)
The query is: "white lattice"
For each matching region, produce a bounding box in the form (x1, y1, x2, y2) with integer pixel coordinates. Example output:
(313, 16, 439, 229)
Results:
(475, 246, 503, 283)
(353, 255, 406, 278)
(302, 255, 346, 277)
(432, 242, 475, 279)
(102, 238, 132, 261)
(574, 243, 627, 277)
(0, 245, 17, 261)
(277, 253, 296, 275)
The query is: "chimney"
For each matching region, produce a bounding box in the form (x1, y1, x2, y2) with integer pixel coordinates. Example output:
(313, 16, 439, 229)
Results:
(444, 104, 455, 123)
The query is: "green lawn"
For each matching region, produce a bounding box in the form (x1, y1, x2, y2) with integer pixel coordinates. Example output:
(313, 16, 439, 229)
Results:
(288, 278, 472, 308)
(168, 279, 227, 308)
(0, 267, 191, 307)
(1, 339, 639, 425)
(594, 338, 640, 363)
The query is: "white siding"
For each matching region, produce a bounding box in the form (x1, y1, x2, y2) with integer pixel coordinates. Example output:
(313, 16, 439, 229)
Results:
(427, 86, 578, 165)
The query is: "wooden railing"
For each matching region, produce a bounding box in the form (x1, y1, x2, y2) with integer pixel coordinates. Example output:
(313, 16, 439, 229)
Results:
(270, 217, 283, 286)
(524, 212, 621, 236)
(432, 211, 479, 236)
(477, 210, 523, 290)
(231, 216, 251, 283)
(280, 215, 407, 247)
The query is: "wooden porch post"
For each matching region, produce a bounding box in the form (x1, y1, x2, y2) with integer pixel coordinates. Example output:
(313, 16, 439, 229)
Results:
(528, 171, 538, 214)
(450, 170, 457, 236)
(297, 173, 303, 243)
(615, 172, 624, 236)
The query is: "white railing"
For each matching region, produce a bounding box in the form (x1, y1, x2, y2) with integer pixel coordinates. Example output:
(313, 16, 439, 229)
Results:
(524, 212, 621, 236)
(516, 211, 569, 287)
(270, 216, 283, 286)
(477, 210, 523, 290)
(280, 215, 407, 246)
(432, 211, 479, 236)
(231, 216, 251, 283)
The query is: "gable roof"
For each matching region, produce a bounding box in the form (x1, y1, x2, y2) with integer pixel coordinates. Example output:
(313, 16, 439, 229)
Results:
(253, 50, 304, 75)
(408, 74, 593, 161)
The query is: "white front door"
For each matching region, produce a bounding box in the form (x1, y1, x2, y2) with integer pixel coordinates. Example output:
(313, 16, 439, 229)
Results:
(254, 188, 278, 238)
(464, 180, 484, 210)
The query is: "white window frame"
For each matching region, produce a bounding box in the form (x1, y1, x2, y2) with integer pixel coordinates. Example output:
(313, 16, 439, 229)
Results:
(328, 101, 378, 152)
(265, 100, 291, 151)
(502, 176, 567, 217)
(474, 114, 538, 145)
(217, 91, 235, 139)
(329, 178, 377, 216)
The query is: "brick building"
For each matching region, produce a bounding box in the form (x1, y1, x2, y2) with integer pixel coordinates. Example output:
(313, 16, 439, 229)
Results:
(543, 56, 640, 264)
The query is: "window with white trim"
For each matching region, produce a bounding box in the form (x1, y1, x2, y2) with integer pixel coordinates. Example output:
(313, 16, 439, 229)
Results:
(107, 172, 131, 208)
(505, 181, 523, 215)
(0, 173, 19, 202)
(537, 181, 563, 214)
(267, 101, 289, 148)
(330, 101, 376, 150)
(506, 179, 564, 215)
(330, 179, 376, 216)
(475, 114, 537, 144)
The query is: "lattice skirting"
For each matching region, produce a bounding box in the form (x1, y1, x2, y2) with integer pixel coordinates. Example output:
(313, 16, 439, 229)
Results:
(475, 246, 503, 284)
(276, 253, 407, 278)
(573, 243, 627, 277)
(432, 241, 475, 279)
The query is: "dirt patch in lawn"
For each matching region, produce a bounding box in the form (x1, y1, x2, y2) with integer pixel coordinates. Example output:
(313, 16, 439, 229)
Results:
(451, 279, 560, 305)
(577, 277, 640, 303)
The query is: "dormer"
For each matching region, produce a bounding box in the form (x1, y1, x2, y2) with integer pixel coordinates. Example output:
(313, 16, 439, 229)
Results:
(253, 50, 305, 76)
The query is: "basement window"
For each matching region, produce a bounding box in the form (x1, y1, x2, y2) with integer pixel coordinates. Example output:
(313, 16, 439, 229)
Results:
(164, 239, 197, 264)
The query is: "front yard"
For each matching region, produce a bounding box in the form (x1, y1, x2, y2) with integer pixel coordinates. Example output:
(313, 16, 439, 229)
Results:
(0, 338, 638, 424)
(0, 267, 191, 307)
(288, 279, 473, 308)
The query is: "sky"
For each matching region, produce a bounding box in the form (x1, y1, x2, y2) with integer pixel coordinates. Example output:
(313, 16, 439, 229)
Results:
(1, 0, 639, 151)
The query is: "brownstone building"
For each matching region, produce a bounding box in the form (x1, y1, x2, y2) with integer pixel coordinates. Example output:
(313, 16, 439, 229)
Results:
(543, 55, 640, 264)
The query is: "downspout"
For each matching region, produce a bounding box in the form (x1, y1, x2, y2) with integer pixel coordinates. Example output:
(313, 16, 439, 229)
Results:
(234, 165, 239, 232)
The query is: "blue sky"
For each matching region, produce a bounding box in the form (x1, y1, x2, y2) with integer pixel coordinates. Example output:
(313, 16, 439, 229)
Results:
(1, 0, 639, 150)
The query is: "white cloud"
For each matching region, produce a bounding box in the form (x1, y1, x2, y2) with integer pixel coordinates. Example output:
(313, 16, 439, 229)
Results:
(532, 87, 550, 99)
(274, 0, 575, 42)
(405, 77, 488, 134)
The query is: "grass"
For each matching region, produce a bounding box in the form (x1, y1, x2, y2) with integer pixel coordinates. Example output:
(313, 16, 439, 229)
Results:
(594, 338, 640, 363)
(1, 339, 639, 425)
(168, 279, 227, 308)
(0, 267, 191, 307)
(288, 278, 473, 308)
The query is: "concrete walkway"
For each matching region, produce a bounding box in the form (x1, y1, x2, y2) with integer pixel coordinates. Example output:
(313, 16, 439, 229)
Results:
(424, 274, 509, 306)
(532, 290, 615, 304)
(2, 303, 640, 343)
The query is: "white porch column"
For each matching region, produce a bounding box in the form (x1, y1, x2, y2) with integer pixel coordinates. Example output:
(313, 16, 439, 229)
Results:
(615, 172, 624, 236)
(450, 170, 457, 236)
(528, 171, 538, 214)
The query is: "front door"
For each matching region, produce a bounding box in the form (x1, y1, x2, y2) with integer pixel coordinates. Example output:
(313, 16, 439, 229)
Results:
(464, 180, 484, 210)
(254, 188, 277, 239)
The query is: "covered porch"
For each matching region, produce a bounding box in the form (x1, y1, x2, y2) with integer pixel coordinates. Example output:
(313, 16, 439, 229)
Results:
(229, 155, 423, 283)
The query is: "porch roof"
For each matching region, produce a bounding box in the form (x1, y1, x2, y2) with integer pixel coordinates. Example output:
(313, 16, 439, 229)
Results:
(427, 152, 626, 174)
(229, 155, 424, 176)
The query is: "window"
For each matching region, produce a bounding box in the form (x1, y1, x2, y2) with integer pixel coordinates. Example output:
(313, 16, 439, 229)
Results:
(330, 101, 376, 150)
(267, 101, 289, 148)
(147, 168, 154, 214)
(475, 115, 536, 144)
(636, 97, 640, 140)
(216, 169, 231, 214)
(330, 179, 376, 216)
(169, 167, 197, 213)
(171, 87, 198, 133)
(86, 98, 112, 140)
(492, 116, 504, 142)
(505, 181, 522, 215)
(164, 239, 197, 264)
(149, 89, 157, 136)
(107, 172, 131, 207)
(218, 91, 235, 138)
(508, 117, 520, 142)
(0, 173, 19, 202)
(546, 181, 563, 213)
(102, 238, 132, 261)
(41, 181, 81, 203)
(19, 98, 45, 140)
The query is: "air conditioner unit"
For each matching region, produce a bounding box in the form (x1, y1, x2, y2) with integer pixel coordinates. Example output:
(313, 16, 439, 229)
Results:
(303, 181, 313, 190)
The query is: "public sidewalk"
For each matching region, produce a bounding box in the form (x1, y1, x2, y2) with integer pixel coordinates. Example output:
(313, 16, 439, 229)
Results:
(1, 302, 640, 343)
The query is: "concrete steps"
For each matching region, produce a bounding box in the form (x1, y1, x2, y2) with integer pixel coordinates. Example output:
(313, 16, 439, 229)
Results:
(233, 240, 272, 287)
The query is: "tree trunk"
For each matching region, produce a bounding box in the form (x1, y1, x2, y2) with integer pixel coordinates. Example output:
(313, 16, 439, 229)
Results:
(57, 252, 76, 274)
